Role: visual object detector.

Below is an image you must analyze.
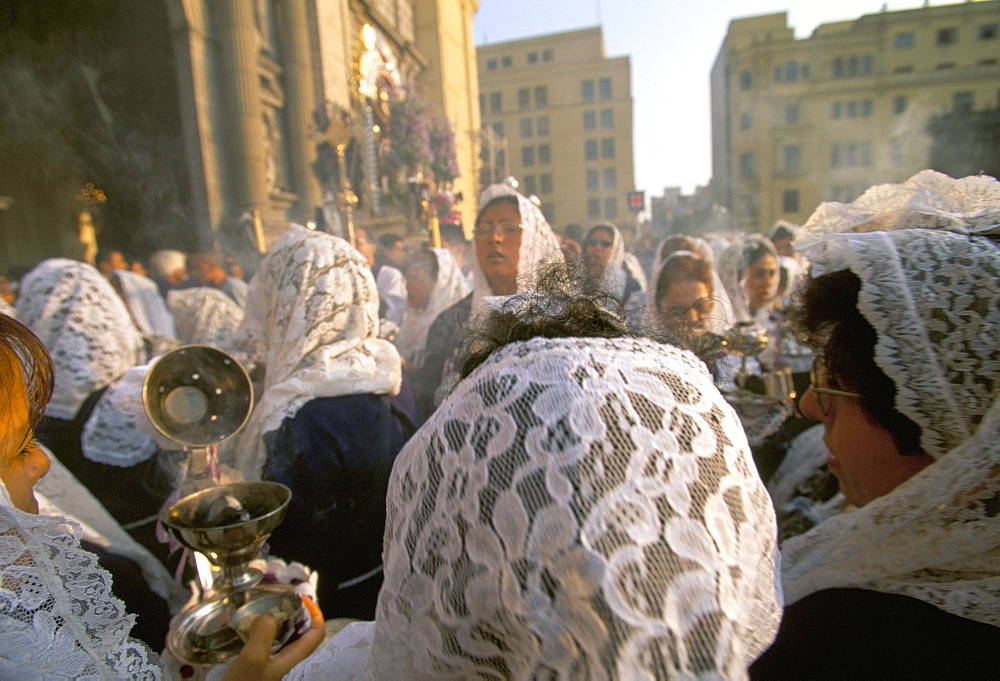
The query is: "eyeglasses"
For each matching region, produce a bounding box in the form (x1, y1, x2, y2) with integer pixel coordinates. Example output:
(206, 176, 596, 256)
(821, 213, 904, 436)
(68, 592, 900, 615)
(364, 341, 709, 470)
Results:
(586, 239, 613, 249)
(660, 297, 712, 320)
(474, 219, 522, 240)
(809, 354, 861, 417)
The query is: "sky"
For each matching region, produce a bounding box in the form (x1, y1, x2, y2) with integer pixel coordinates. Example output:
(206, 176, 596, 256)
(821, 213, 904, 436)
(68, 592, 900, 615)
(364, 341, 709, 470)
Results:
(474, 0, 962, 195)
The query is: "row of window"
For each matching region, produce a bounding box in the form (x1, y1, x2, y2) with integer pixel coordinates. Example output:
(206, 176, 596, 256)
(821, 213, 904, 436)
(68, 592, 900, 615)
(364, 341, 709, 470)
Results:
(521, 144, 551, 167)
(832, 99, 874, 119)
(895, 24, 998, 48)
(584, 138, 616, 161)
(588, 198, 619, 220)
(520, 116, 550, 138)
(480, 87, 548, 114)
(485, 48, 554, 71)
(582, 78, 613, 102)
(585, 168, 618, 191)
(583, 108, 614, 131)
(773, 61, 810, 83)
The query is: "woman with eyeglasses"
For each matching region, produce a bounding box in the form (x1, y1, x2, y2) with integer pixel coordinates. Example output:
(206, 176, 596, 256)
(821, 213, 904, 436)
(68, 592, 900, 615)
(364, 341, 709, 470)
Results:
(750, 171, 1000, 678)
(582, 221, 646, 309)
(411, 181, 562, 421)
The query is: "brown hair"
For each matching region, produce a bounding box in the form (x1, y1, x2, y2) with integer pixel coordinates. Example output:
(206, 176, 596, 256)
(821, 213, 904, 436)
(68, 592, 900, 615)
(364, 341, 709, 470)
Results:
(654, 252, 713, 306)
(0, 314, 54, 430)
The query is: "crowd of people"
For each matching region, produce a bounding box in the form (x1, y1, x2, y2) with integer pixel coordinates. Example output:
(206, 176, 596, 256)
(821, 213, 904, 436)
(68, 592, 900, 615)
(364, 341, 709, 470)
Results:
(1, 169, 998, 678)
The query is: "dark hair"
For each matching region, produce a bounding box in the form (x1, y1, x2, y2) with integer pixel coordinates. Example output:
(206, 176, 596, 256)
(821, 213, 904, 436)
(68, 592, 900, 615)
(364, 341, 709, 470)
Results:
(770, 224, 795, 243)
(654, 252, 713, 305)
(0, 314, 54, 431)
(438, 222, 468, 246)
(739, 234, 777, 274)
(188, 252, 221, 270)
(656, 235, 701, 264)
(402, 248, 439, 282)
(378, 233, 403, 250)
(476, 195, 519, 223)
(586, 223, 616, 241)
(790, 269, 923, 455)
(460, 262, 631, 378)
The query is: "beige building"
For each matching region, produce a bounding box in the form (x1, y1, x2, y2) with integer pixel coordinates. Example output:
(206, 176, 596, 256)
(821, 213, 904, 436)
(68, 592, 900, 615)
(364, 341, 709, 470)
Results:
(711, 1, 1000, 233)
(477, 27, 637, 233)
(0, 0, 481, 272)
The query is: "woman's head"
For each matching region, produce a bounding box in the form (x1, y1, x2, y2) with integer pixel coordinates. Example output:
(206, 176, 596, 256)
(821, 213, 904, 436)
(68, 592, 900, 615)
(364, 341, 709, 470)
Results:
(401, 249, 439, 310)
(584, 223, 616, 273)
(740, 237, 778, 313)
(0, 314, 54, 513)
(474, 195, 522, 295)
(373, 334, 781, 678)
(654, 251, 714, 328)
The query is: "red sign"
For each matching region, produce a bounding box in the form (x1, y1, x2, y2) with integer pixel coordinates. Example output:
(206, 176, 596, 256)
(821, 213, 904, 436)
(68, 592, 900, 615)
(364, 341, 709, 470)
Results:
(627, 191, 645, 213)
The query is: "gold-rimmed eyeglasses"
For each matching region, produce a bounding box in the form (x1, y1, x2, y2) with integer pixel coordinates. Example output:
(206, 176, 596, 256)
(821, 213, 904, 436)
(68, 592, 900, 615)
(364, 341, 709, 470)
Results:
(809, 354, 861, 417)
(474, 219, 522, 240)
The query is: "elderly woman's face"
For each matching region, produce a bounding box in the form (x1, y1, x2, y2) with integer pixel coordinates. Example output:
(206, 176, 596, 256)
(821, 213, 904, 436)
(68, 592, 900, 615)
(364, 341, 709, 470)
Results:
(0, 359, 50, 514)
(743, 253, 778, 312)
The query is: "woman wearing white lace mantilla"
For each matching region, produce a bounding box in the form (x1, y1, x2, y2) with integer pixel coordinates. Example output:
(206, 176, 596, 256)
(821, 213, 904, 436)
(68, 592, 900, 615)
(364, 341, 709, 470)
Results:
(224, 225, 415, 620)
(288, 282, 782, 680)
(751, 171, 1000, 678)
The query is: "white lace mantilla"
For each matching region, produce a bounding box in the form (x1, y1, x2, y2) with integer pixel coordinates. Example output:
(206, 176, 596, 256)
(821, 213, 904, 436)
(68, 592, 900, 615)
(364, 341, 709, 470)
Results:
(0, 483, 161, 679)
(292, 336, 782, 680)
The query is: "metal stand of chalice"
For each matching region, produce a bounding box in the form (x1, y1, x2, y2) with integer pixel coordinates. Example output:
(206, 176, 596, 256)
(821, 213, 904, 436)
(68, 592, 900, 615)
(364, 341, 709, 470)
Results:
(695, 321, 797, 406)
(143, 345, 309, 667)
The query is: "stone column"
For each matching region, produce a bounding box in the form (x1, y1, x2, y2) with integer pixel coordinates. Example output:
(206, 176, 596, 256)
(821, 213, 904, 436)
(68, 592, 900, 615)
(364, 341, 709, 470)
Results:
(219, 0, 269, 217)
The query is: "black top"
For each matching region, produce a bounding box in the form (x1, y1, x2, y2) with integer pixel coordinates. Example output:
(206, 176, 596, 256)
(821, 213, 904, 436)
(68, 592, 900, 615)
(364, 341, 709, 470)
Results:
(411, 293, 473, 422)
(750, 588, 1000, 680)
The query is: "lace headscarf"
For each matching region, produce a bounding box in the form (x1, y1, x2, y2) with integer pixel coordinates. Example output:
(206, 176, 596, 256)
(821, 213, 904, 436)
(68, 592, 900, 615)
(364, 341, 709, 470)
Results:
(780, 170, 1000, 626)
(394, 248, 470, 366)
(0, 478, 161, 679)
(16, 259, 145, 420)
(586, 221, 644, 300)
(470, 184, 563, 317)
(166, 286, 245, 347)
(226, 225, 401, 480)
(717, 234, 778, 322)
(291, 336, 781, 680)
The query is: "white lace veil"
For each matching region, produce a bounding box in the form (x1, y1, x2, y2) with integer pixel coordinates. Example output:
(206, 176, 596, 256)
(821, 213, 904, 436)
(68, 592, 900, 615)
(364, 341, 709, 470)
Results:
(780, 170, 1000, 626)
(16, 259, 146, 420)
(394, 248, 470, 366)
(291, 336, 781, 680)
(0, 478, 162, 679)
(166, 286, 245, 347)
(587, 221, 632, 300)
(470, 184, 563, 317)
(717, 234, 778, 322)
(225, 225, 401, 480)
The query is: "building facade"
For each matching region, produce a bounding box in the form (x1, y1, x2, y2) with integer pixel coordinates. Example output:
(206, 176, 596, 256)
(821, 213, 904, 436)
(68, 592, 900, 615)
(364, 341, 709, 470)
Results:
(711, 1, 1000, 233)
(0, 0, 481, 272)
(477, 27, 637, 233)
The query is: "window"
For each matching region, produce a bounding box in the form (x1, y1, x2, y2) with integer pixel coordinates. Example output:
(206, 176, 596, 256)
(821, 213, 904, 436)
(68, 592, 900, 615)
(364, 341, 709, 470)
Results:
(847, 101, 858, 118)
(894, 65, 914, 73)
(536, 116, 549, 136)
(848, 56, 858, 77)
(599, 78, 612, 100)
(802, 63, 811, 79)
(540, 173, 553, 194)
(585, 140, 598, 161)
(522, 146, 535, 167)
(522, 175, 536, 196)
(978, 58, 998, 66)
(831, 144, 841, 168)
(862, 54, 874, 75)
(891, 137, 904, 163)
(938, 28, 958, 45)
(774, 65, 782, 82)
(861, 141, 871, 167)
(602, 168, 617, 190)
(542, 49, 554, 61)
(600, 109, 614, 129)
(740, 112, 752, 130)
(980, 24, 998, 40)
(541, 203, 554, 221)
(862, 99, 873, 116)
(489, 92, 502, 114)
(893, 95, 907, 114)
(832, 102, 842, 119)
(785, 104, 799, 125)
(894, 32, 915, 48)
(518, 88, 530, 110)
(479, 93, 485, 113)
(520, 118, 532, 138)
(586, 169, 599, 191)
(491, 122, 504, 136)
(785, 61, 799, 82)
(601, 138, 615, 159)
(846, 142, 857, 167)
(783, 189, 800, 213)
(538, 144, 551, 165)
(954, 91, 974, 112)
(527, 51, 538, 64)
(604, 198, 618, 219)
(833, 57, 843, 78)
(783, 144, 801, 172)
(501, 56, 512, 67)
(582, 80, 595, 102)
(739, 152, 754, 177)
(583, 111, 596, 131)
(587, 198, 600, 219)
(740, 69, 752, 90)
(487, 58, 498, 70)
(534, 86, 548, 108)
